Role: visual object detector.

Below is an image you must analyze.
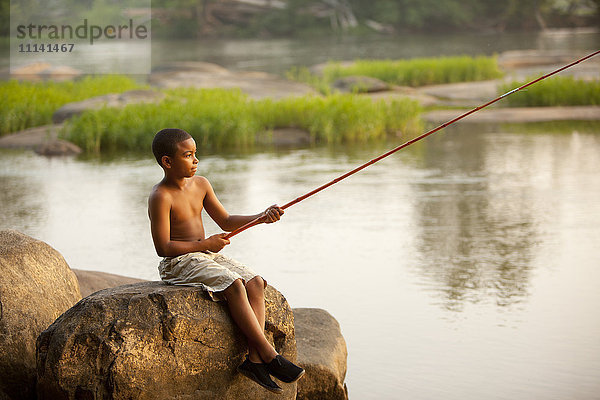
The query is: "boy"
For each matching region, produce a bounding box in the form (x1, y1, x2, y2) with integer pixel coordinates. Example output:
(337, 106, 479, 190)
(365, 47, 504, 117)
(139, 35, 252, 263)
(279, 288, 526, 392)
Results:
(148, 128, 304, 394)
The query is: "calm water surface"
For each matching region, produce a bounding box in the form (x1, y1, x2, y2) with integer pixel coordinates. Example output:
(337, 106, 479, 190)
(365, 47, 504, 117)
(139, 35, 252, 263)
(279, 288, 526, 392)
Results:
(1, 124, 600, 399)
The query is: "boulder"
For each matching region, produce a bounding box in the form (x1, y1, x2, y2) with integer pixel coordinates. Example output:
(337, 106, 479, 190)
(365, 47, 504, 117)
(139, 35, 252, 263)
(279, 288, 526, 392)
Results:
(294, 308, 348, 400)
(72, 269, 147, 297)
(0, 124, 82, 157)
(150, 64, 317, 100)
(0, 230, 81, 400)
(52, 90, 166, 123)
(10, 63, 82, 82)
(269, 128, 312, 147)
(35, 139, 82, 157)
(37, 282, 298, 399)
(332, 76, 389, 93)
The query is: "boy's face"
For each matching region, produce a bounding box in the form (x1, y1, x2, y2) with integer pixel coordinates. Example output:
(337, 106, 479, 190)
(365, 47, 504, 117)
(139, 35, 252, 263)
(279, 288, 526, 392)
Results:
(163, 137, 198, 177)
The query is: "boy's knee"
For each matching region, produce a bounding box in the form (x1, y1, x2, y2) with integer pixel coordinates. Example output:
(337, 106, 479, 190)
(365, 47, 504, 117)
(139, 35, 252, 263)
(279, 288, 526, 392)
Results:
(224, 278, 245, 298)
(246, 276, 265, 292)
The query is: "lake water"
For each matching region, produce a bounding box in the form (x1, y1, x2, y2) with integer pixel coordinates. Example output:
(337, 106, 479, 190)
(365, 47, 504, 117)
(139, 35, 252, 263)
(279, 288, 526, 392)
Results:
(2, 122, 600, 399)
(2, 28, 600, 399)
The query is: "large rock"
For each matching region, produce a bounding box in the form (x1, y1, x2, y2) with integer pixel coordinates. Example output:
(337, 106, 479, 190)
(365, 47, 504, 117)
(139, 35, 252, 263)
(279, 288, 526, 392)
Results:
(332, 75, 389, 93)
(52, 90, 166, 123)
(72, 269, 147, 297)
(9, 62, 82, 82)
(150, 62, 317, 100)
(37, 282, 298, 399)
(294, 308, 348, 400)
(0, 230, 82, 400)
(0, 124, 82, 157)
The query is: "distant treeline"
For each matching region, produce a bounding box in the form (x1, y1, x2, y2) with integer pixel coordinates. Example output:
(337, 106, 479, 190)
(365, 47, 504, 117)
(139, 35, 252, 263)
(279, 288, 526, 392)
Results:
(148, 0, 599, 38)
(2, 0, 599, 38)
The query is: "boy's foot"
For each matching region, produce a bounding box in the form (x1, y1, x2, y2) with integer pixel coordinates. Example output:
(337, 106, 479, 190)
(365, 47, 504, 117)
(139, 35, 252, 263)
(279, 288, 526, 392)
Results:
(266, 355, 305, 383)
(237, 357, 283, 394)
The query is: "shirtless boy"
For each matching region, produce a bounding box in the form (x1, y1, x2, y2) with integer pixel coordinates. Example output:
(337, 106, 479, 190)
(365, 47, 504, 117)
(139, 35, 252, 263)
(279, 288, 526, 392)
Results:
(148, 128, 304, 394)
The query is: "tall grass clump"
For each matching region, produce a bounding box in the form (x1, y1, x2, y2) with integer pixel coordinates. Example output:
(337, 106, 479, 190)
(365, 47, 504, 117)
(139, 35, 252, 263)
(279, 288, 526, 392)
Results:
(63, 88, 423, 152)
(498, 76, 600, 107)
(289, 56, 503, 92)
(0, 76, 143, 135)
(63, 88, 259, 153)
(255, 94, 422, 143)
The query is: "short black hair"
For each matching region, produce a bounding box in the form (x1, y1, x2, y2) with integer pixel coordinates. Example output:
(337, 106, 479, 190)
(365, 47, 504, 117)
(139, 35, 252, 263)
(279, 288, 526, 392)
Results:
(152, 128, 192, 165)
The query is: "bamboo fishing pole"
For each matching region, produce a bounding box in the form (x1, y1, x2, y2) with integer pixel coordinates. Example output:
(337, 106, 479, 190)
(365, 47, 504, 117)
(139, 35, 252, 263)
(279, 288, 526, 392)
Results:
(224, 50, 600, 240)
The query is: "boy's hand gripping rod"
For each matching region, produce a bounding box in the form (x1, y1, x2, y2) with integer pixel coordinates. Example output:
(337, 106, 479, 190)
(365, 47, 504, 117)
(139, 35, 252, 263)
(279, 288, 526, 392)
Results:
(224, 50, 600, 240)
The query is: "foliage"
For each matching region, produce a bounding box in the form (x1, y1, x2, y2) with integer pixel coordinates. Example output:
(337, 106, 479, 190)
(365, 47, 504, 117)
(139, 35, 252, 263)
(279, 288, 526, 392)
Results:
(145, 0, 598, 38)
(288, 56, 503, 92)
(62, 88, 423, 153)
(498, 76, 600, 106)
(0, 76, 143, 135)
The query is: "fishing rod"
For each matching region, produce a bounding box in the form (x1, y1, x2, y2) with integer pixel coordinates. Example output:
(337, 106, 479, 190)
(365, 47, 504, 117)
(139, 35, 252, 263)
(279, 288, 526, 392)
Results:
(224, 49, 600, 240)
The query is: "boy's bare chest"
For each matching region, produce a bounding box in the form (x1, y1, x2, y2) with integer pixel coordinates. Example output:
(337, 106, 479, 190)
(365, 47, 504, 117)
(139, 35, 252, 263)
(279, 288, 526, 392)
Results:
(169, 190, 204, 222)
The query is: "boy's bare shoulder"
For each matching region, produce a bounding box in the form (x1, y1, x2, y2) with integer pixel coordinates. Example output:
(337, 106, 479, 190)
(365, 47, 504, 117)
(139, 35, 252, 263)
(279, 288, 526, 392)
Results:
(148, 181, 173, 209)
(149, 176, 210, 201)
(195, 175, 211, 186)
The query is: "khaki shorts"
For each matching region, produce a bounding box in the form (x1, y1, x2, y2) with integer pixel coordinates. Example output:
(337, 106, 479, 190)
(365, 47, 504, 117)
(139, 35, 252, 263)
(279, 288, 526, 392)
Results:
(158, 251, 265, 301)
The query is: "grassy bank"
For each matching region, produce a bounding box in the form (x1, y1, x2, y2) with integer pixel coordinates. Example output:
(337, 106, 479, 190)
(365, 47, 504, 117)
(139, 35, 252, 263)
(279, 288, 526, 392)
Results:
(62, 88, 423, 153)
(0, 76, 143, 135)
(499, 76, 600, 107)
(288, 55, 503, 93)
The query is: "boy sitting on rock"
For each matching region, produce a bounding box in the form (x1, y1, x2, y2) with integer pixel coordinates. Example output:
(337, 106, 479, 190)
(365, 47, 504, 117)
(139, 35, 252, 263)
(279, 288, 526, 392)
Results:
(148, 128, 304, 394)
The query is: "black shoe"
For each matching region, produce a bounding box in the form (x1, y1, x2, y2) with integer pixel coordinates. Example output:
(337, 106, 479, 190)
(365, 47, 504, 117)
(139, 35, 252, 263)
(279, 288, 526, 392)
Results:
(266, 355, 305, 383)
(238, 357, 283, 394)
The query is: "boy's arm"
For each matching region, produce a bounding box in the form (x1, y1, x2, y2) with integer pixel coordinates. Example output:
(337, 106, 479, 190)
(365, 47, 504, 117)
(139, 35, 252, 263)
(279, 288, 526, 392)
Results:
(201, 177, 284, 232)
(148, 190, 229, 257)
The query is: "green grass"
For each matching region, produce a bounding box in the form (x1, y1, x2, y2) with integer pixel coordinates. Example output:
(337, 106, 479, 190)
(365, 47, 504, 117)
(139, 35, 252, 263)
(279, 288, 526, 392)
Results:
(498, 76, 600, 107)
(62, 88, 423, 153)
(288, 55, 503, 92)
(0, 76, 143, 135)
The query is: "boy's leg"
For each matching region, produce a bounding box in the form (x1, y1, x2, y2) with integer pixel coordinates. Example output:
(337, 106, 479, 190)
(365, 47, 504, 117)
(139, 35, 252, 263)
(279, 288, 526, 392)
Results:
(225, 278, 305, 385)
(245, 276, 266, 363)
(223, 279, 277, 363)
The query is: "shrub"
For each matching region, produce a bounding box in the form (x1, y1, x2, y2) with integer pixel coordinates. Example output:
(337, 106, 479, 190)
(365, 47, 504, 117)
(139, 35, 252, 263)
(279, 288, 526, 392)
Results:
(0, 76, 143, 135)
(498, 76, 600, 107)
(63, 88, 423, 152)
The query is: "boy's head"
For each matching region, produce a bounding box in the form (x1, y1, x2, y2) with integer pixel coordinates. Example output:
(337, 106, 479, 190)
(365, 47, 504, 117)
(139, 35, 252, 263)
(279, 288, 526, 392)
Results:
(152, 128, 192, 167)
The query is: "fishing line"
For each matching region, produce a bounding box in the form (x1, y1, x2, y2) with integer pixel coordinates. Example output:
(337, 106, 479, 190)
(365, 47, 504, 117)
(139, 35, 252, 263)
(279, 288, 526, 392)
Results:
(224, 50, 600, 240)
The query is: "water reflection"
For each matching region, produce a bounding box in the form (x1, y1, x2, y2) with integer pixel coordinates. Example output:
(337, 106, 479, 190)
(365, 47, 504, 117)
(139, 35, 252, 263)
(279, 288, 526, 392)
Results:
(0, 157, 47, 232)
(412, 126, 538, 311)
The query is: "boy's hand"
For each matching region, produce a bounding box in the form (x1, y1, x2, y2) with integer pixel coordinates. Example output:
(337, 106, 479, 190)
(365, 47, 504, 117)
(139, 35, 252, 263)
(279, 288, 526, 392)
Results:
(261, 204, 284, 224)
(204, 233, 230, 252)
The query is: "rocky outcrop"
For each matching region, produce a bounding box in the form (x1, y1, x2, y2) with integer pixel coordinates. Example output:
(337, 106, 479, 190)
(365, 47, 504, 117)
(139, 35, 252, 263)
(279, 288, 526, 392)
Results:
(268, 128, 312, 147)
(497, 50, 595, 69)
(0, 124, 81, 157)
(0, 230, 81, 400)
(332, 76, 389, 93)
(9, 62, 82, 82)
(52, 90, 166, 123)
(150, 62, 317, 99)
(72, 269, 147, 297)
(70, 270, 351, 399)
(294, 308, 348, 400)
(424, 106, 600, 124)
(36, 282, 298, 399)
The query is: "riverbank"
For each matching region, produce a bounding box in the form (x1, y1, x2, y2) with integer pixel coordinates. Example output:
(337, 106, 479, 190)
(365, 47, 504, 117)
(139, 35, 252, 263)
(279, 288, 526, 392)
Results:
(1, 50, 598, 155)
